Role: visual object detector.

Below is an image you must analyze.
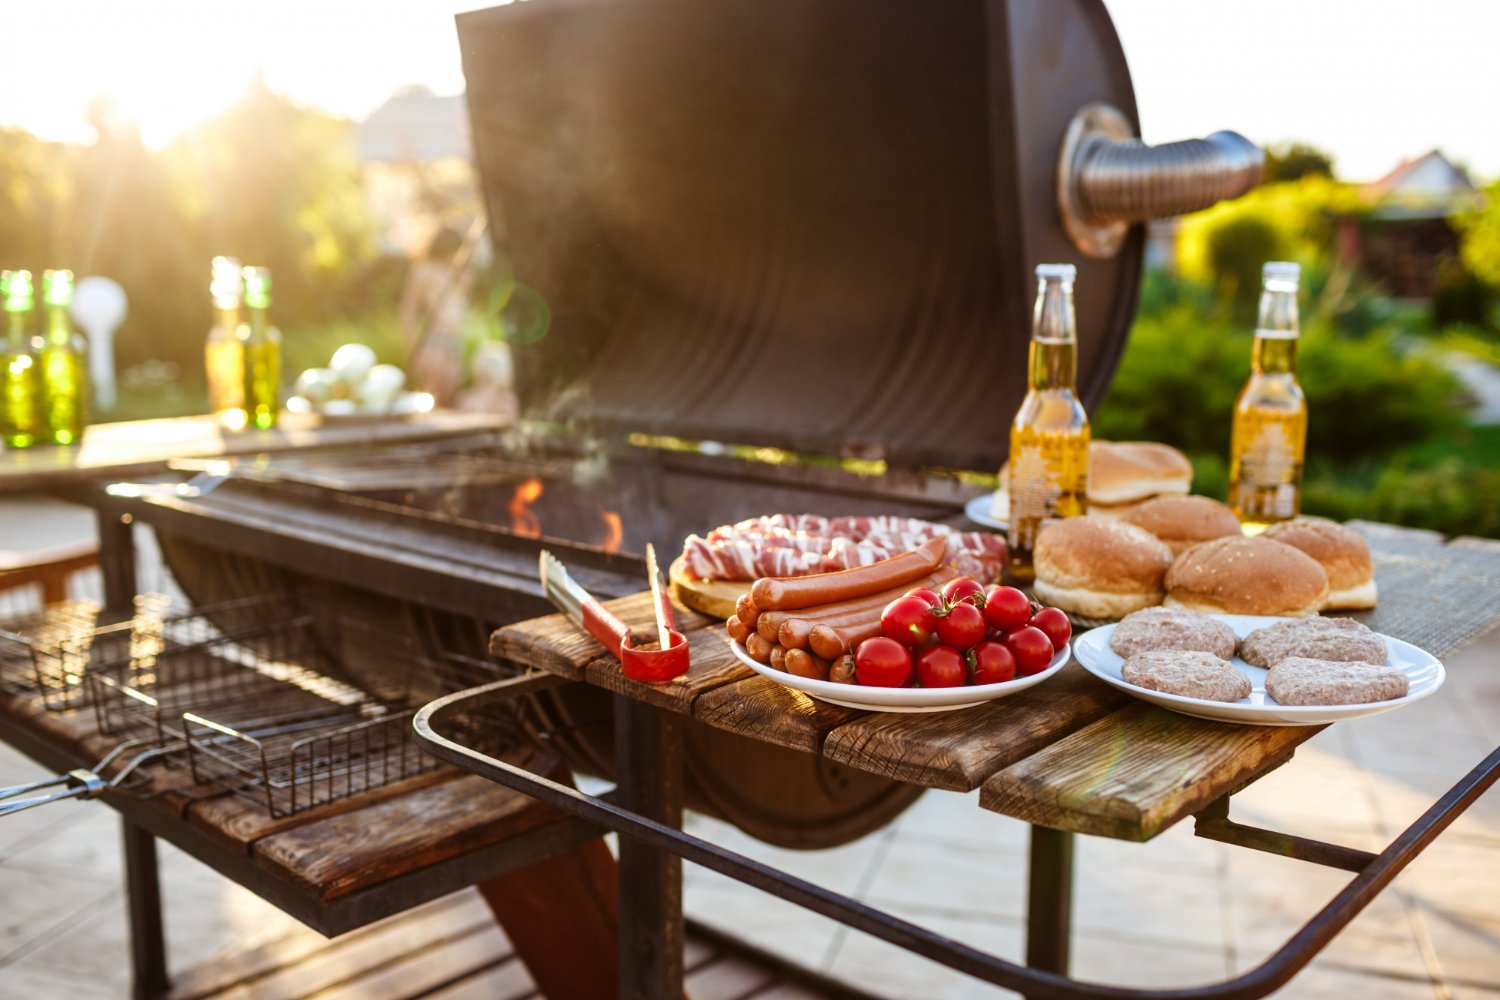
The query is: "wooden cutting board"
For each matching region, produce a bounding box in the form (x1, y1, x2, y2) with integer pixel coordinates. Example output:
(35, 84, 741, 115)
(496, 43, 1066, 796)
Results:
(668, 557, 744, 620)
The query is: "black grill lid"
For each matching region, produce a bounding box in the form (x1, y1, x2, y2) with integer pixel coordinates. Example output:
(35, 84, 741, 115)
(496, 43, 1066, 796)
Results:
(457, 0, 1141, 471)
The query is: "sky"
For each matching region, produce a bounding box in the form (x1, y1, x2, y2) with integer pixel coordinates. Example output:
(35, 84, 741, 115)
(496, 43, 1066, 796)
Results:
(0, 0, 1493, 183)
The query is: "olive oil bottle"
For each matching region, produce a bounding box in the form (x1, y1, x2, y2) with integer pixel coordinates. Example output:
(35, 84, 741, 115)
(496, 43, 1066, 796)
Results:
(205, 256, 246, 428)
(1007, 263, 1090, 581)
(237, 267, 281, 430)
(0, 270, 44, 448)
(1229, 261, 1306, 531)
(40, 270, 87, 445)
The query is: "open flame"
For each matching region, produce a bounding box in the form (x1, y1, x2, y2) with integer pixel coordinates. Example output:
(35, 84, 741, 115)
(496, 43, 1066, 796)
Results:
(598, 509, 623, 553)
(508, 478, 543, 538)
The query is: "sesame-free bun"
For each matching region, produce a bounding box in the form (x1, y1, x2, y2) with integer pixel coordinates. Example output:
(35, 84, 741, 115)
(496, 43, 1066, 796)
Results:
(1033, 517, 1174, 620)
(1261, 518, 1377, 610)
(1089, 441, 1193, 505)
(1124, 496, 1243, 556)
(1164, 536, 1329, 617)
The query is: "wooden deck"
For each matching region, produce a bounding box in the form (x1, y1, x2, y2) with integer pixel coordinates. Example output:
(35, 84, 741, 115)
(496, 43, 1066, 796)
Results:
(167, 889, 865, 1000)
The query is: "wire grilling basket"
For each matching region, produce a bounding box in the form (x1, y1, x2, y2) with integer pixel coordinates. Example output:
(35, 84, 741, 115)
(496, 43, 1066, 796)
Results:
(1, 596, 521, 819)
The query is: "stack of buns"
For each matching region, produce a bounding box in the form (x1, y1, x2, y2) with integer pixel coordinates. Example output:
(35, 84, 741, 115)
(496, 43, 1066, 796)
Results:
(991, 440, 1193, 523)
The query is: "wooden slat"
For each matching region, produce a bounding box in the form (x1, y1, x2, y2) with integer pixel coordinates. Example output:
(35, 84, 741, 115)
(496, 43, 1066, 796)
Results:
(693, 675, 866, 753)
(820, 663, 1130, 791)
(980, 703, 1323, 841)
(582, 624, 751, 714)
(490, 590, 713, 681)
(251, 751, 570, 901)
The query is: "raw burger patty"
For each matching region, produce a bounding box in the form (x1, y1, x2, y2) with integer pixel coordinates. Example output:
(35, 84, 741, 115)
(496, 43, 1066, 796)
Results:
(1266, 657, 1409, 706)
(1239, 617, 1386, 669)
(1109, 606, 1238, 660)
(1121, 650, 1251, 703)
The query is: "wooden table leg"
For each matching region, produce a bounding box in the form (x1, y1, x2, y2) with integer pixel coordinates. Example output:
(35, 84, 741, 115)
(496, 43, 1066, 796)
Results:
(1025, 825, 1073, 983)
(614, 694, 685, 1000)
(96, 508, 136, 617)
(123, 817, 171, 1000)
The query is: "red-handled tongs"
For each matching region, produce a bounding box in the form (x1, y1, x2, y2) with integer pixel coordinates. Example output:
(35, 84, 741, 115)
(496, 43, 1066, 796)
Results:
(539, 548, 690, 683)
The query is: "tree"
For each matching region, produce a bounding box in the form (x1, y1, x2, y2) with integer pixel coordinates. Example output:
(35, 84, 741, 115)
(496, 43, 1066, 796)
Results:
(1264, 142, 1335, 184)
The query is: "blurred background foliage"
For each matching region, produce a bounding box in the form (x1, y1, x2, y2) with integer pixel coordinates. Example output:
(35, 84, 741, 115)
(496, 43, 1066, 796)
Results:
(1095, 150, 1499, 537)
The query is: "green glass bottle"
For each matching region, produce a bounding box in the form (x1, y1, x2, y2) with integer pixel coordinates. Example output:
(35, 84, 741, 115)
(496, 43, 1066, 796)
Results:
(0, 270, 44, 448)
(40, 270, 87, 445)
(237, 266, 281, 430)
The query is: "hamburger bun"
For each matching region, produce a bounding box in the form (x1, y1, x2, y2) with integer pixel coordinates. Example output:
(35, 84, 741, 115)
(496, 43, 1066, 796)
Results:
(990, 440, 1193, 522)
(1124, 495, 1243, 556)
(1165, 536, 1329, 617)
(1089, 441, 1193, 505)
(1261, 518, 1377, 610)
(1033, 517, 1174, 620)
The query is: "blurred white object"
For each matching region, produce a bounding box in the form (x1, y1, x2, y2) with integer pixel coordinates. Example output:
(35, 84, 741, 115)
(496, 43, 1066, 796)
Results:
(294, 367, 337, 405)
(329, 343, 377, 386)
(322, 399, 358, 417)
(356, 378, 400, 410)
(70, 277, 127, 411)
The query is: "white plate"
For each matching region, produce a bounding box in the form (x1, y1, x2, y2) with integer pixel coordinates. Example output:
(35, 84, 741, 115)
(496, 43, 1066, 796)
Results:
(727, 637, 1069, 713)
(963, 492, 1008, 532)
(1073, 615, 1445, 726)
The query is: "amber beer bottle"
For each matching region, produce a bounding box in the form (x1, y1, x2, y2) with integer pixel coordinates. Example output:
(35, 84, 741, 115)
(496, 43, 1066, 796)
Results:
(205, 256, 245, 428)
(1229, 262, 1306, 531)
(1007, 263, 1090, 581)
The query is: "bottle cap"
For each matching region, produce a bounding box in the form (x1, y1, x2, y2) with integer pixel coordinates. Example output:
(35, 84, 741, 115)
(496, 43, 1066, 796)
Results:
(242, 266, 272, 309)
(1262, 261, 1300, 284)
(211, 257, 242, 300)
(42, 270, 73, 307)
(2, 270, 34, 312)
(1035, 263, 1077, 283)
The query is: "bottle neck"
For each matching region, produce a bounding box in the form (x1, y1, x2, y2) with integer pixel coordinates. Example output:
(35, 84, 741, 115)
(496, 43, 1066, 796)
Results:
(1252, 285, 1298, 375)
(44, 303, 70, 341)
(6, 308, 28, 346)
(214, 300, 240, 332)
(1029, 278, 1077, 391)
(243, 303, 268, 338)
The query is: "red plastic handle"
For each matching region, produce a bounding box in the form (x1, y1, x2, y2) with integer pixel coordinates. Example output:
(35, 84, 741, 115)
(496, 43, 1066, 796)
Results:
(620, 629, 691, 683)
(581, 596, 630, 659)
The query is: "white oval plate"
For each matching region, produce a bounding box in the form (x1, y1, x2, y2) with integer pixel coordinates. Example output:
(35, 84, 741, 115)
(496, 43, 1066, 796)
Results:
(963, 491, 1008, 532)
(728, 637, 1069, 713)
(1073, 614, 1445, 726)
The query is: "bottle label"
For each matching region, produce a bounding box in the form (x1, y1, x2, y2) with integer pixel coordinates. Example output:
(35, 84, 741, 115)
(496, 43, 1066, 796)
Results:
(1008, 429, 1089, 548)
(1239, 420, 1297, 486)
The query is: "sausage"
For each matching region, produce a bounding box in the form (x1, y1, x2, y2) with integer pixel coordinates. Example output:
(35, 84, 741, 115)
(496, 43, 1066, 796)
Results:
(745, 631, 775, 664)
(735, 592, 760, 628)
(809, 618, 884, 661)
(829, 653, 857, 685)
(725, 614, 751, 644)
(784, 648, 830, 681)
(776, 568, 959, 649)
(769, 645, 786, 672)
(757, 610, 791, 642)
(750, 537, 948, 611)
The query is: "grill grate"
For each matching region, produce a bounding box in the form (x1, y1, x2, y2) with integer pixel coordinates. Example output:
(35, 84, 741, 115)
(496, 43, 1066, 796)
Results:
(0, 599, 104, 699)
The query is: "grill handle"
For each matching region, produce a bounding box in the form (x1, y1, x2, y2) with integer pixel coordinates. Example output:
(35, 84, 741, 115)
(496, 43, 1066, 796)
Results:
(1058, 102, 1264, 257)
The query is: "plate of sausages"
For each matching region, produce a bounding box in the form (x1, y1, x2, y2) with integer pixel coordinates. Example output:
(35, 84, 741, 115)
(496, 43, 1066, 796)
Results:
(723, 536, 1069, 712)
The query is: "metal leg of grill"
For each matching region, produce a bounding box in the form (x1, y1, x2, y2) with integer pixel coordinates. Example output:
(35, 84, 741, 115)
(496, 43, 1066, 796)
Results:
(122, 818, 170, 1000)
(1025, 825, 1073, 984)
(97, 509, 137, 616)
(614, 694, 684, 1000)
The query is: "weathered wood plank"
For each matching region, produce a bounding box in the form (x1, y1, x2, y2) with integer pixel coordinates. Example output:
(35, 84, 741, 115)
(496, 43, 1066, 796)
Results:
(490, 590, 713, 681)
(581, 625, 751, 714)
(821, 663, 1130, 791)
(980, 703, 1322, 841)
(693, 675, 866, 753)
(251, 750, 570, 901)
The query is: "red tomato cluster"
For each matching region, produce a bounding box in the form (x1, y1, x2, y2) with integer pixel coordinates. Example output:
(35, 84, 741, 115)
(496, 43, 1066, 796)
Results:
(849, 580, 1071, 689)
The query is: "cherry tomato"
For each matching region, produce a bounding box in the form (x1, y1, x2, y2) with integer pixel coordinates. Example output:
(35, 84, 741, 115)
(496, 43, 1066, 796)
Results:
(1029, 607, 1072, 652)
(829, 654, 857, 684)
(904, 587, 943, 609)
(916, 645, 966, 687)
(969, 641, 1017, 685)
(881, 596, 938, 648)
(942, 577, 986, 607)
(983, 586, 1032, 630)
(935, 602, 987, 650)
(854, 637, 914, 688)
(1005, 625, 1056, 676)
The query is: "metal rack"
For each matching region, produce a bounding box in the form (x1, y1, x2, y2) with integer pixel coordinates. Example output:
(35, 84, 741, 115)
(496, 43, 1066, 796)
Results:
(0, 598, 107, 704)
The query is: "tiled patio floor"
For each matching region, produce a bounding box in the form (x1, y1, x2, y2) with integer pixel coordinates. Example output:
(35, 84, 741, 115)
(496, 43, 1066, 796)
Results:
(0, 498, 1496, 998)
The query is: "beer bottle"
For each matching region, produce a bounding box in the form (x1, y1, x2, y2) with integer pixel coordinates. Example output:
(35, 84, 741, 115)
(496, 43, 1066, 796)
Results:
(1229, 261, 1306, 530)
(205, 256, 245, 428)
(237, 266, 281, 430)
(1007, 263, 1090, 581)
(0, 270, 44, 448)
(39, 270, 88, 445)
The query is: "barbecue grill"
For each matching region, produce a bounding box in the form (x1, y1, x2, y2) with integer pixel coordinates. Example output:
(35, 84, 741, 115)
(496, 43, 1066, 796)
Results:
(42, 0, 1270, 848)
